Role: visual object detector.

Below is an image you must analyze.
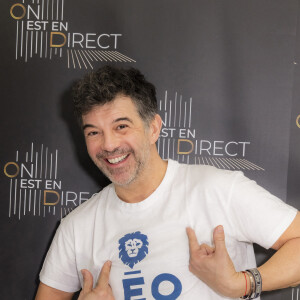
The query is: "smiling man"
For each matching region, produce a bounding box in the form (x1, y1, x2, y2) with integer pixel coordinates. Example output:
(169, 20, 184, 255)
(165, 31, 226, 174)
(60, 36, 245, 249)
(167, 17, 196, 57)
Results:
(36, 66, 300, 300)
(81, 94, 166, 200)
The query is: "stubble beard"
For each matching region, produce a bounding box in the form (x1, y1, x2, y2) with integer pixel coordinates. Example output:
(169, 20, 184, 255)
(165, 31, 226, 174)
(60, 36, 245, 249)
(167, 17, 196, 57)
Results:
(94, 145, 150, 187)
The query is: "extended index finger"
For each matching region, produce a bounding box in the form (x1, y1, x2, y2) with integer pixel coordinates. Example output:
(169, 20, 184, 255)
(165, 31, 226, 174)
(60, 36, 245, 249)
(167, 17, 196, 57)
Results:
(95, 261, 112, 289)
(186, 227, 200, 251)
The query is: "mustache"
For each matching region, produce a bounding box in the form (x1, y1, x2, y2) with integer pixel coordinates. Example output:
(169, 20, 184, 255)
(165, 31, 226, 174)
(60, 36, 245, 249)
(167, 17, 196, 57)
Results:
(96, 147, 133, 159)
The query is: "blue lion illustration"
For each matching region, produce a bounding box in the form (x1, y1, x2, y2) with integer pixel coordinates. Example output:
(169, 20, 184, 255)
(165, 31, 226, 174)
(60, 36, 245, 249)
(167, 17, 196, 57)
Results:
(118, 231, 149, 269)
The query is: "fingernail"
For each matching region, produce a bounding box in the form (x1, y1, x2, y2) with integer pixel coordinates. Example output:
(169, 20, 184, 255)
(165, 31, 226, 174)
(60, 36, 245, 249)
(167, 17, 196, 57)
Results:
(216, 225, 224, 233)
(107, 260, 112, 266)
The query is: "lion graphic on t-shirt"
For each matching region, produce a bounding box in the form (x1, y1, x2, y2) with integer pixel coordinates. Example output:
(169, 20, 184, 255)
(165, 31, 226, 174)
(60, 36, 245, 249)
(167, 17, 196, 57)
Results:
(118, 231, 149, 269)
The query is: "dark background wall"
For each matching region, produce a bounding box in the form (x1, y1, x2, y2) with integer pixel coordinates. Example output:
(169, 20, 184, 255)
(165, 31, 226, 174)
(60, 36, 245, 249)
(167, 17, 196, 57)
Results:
(0, 0, 299, 299)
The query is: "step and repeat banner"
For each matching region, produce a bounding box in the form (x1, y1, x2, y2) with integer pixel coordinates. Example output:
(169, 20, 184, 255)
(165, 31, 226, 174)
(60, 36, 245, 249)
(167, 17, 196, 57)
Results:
(0, 0, 299, 299)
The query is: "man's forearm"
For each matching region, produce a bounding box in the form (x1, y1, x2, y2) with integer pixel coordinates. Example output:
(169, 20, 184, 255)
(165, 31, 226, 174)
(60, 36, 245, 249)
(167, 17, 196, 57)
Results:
(258, 237, 300, 291)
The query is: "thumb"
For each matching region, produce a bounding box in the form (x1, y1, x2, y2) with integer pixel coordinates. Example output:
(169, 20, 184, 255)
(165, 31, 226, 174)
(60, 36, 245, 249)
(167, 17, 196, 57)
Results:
(213, 225, 226, 252)
(81, 269, 94, 294)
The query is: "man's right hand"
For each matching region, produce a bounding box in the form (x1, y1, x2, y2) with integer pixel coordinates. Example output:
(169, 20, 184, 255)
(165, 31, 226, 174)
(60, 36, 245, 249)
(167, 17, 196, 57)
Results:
(78, 261, 115, 300)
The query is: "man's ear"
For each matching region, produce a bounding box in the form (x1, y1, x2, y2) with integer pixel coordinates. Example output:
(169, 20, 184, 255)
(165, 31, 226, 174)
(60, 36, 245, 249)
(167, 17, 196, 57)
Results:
(149, 114, 162, 144)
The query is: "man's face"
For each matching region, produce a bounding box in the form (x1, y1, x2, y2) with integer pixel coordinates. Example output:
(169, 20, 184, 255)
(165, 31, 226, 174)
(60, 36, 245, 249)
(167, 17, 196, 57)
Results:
(82, 96, 154, 187)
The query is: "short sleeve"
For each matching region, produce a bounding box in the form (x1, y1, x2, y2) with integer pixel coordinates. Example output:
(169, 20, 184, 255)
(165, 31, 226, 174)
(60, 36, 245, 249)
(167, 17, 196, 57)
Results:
(39, 218, 81, 292)
(227, 172, 297, 249)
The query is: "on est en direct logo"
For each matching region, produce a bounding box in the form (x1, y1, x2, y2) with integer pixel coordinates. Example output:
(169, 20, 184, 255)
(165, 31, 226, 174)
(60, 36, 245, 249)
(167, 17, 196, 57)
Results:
(9, 0, 135, 68)
(157, 90, 264, 171)
(3, 143, 92, 220)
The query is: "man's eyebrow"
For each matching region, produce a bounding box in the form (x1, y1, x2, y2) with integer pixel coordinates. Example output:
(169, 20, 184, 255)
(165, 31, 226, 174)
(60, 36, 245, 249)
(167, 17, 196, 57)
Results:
(113, 117, 133, 124)
(82, 118, 133, 130)
(82, 124, 97, 131)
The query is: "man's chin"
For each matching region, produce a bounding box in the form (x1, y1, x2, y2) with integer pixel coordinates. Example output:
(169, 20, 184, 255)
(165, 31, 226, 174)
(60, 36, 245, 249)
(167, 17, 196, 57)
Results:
(102, 170, 135, 187)
(96, 162, 139, 186)
(110, 177, 135, 187)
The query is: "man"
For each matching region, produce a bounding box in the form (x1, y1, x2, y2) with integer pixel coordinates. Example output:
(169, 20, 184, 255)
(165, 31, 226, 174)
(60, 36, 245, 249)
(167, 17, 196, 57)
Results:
(36, 65, 300, 300)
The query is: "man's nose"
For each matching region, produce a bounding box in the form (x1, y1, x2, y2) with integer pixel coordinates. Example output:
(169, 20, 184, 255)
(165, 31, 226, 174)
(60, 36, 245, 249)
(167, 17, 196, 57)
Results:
(102, 131, 120, 152)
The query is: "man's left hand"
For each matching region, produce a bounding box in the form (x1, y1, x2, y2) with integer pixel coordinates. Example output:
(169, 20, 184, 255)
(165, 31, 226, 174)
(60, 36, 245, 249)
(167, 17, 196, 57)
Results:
(78, 261, 115, 300)
(186, 226, 245, 298)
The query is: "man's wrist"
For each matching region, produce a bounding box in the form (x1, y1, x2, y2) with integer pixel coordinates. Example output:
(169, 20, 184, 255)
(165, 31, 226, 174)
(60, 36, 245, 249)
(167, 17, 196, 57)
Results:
(220, 272, 250, 298)
(240, 269, 262, 299)
(240, 271, 253, 299)
(235, 271, 251, 298)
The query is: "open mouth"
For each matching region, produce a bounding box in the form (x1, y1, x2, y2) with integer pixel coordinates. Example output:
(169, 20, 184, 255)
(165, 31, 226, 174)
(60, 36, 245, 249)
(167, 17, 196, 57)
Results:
(106, 154, 129, 165)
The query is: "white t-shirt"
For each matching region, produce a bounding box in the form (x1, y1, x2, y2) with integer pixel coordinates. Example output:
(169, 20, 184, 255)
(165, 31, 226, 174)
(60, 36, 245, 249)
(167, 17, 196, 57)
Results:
(40, 160, 297, 299)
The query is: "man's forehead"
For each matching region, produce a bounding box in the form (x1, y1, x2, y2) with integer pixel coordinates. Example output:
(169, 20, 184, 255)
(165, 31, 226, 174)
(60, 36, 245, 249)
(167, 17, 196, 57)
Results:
(91, 96, 138, 116)
(82, 96, 141, 126)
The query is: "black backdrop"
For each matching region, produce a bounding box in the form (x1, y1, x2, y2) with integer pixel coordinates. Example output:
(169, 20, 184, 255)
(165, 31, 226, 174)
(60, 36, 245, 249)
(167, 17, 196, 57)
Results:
(1, 1, 300, 299)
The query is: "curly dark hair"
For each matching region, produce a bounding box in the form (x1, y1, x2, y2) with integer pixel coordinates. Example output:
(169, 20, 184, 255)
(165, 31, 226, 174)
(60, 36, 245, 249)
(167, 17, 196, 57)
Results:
(73, 65, 158, 126)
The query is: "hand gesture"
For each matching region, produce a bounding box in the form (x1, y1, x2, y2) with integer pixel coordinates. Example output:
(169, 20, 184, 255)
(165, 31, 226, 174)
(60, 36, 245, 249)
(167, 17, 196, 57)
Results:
(186, 226, 244, 298)
(78, 261, 115, 300)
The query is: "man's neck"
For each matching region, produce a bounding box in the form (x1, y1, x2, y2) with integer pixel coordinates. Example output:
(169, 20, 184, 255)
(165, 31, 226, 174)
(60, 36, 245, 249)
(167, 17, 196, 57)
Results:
(115, 153, 168, 204)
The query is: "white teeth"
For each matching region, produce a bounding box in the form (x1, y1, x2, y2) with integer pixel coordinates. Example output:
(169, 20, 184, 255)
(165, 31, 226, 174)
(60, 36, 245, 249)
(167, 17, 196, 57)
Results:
(107, 155, 128, 164)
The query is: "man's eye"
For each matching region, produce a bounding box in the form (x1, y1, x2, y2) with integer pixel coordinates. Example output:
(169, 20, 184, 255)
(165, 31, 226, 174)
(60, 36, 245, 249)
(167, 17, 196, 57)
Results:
(87, 131, 98, 136)
(117, 124, 128, 130)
